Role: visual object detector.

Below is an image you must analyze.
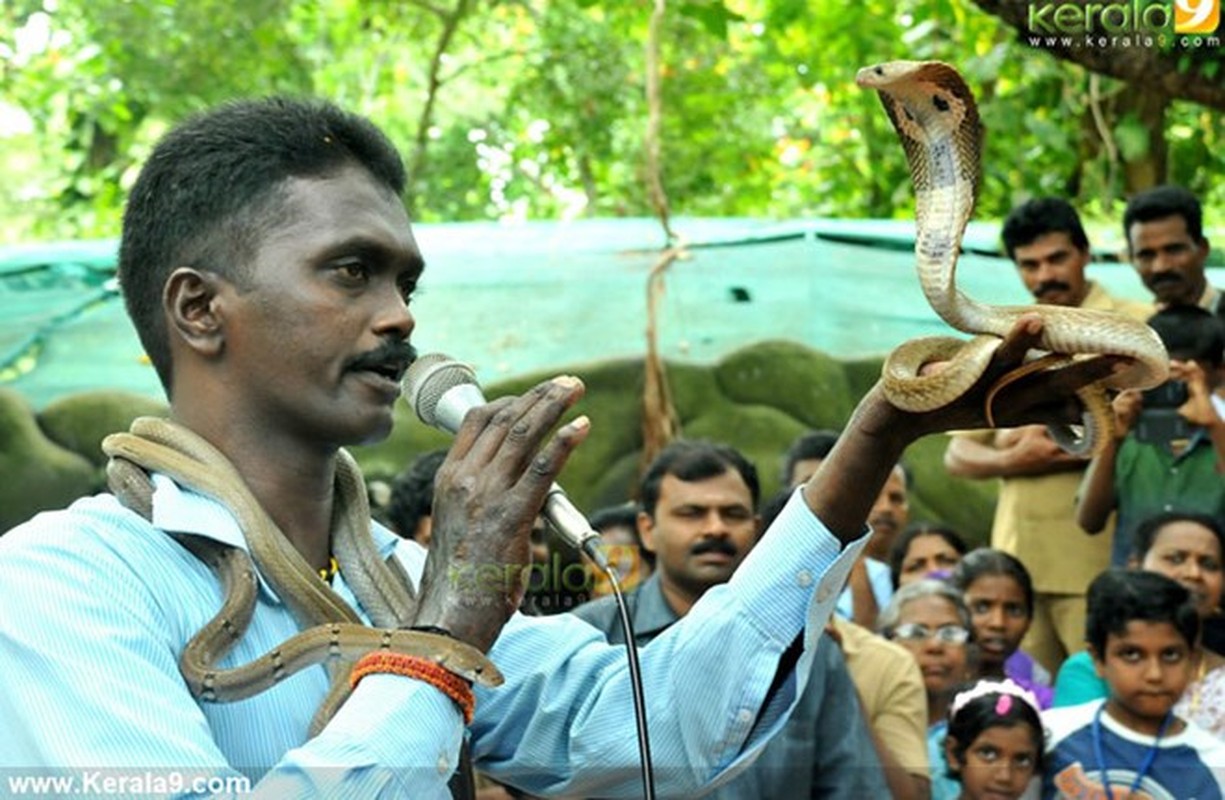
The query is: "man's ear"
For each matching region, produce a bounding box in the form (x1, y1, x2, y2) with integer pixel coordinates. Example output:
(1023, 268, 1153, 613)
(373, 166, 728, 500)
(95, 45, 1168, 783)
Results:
(164, 267, 226, 358)
(637, 510, 657, 555)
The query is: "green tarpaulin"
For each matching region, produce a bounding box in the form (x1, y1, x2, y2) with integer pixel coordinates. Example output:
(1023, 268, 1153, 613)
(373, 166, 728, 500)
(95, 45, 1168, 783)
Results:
(0, 217, 1184, 409)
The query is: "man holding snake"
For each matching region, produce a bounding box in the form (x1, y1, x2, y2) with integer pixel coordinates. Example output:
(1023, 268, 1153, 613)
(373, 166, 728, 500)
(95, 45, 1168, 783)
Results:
(0, 83, 1132, 797)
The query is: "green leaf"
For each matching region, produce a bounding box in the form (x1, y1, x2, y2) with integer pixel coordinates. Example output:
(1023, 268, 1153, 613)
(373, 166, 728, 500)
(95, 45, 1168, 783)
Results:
(677, 0, 745, 39)
(1114, 115, 1151, 162)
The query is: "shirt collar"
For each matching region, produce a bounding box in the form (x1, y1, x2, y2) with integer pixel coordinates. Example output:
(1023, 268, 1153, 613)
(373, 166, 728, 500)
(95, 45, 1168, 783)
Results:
(147, 472, 402, 604)
(1199, 284, 1222, 314)
(1081, 279, 1105, 306)
(630, 572, 683, 640)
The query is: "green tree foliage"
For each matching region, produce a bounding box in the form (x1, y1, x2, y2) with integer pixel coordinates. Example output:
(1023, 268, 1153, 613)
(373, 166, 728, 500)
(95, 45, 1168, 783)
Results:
(1, 0, 1222, 244)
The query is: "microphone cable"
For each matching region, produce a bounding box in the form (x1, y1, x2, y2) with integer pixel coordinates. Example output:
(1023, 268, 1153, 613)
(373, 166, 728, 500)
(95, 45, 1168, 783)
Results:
(580, 540, 656, 800)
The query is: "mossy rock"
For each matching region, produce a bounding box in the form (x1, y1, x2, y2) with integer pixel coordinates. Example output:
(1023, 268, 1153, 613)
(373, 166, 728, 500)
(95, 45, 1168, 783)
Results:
(586, 450, 647, 511)
(37, 390, 169, 468)
(9, 339, 1003, 541)
(842, 355, 886, 406)
(902, 433, 997, 547)
(684, 402, 809, 501)
(714, 340, 853, 431)
(668, 362, 724, 425)
(0, 388, 97, 533)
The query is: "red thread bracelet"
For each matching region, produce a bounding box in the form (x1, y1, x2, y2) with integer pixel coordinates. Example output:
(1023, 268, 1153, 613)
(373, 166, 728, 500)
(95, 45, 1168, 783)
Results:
(350, 652, 476, 724)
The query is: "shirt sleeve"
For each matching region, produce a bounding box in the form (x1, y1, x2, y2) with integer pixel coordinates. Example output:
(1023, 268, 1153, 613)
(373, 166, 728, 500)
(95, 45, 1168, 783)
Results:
(470, 487, 868, 798)
(0, 486, 866, 799)
(870, 651, 930, 777)
(0, 512, 466, 799)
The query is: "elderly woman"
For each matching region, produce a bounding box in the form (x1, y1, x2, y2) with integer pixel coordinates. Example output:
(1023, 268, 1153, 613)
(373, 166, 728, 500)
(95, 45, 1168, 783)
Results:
(879, 579, 977, 800)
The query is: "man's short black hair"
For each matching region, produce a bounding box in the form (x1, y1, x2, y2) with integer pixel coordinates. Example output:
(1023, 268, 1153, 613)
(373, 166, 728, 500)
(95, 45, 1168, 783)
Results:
(781, 429, 840, 484)
(1085, 569, 1199, 656)
(1000, 197, 1090, 261)
(589, 502, 639, 534)
(1146, 305, 1225, 367)
(589, 501, 655, 568)
(386, 449, 447, 541)
(119, 96, 408, 394)
(639, 440, 759, 517)
(1123, 185, 1205, 245)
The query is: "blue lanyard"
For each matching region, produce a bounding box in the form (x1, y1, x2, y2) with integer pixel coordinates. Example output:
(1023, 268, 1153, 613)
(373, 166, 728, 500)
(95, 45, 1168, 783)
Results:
(1091, 703, 1172, 800)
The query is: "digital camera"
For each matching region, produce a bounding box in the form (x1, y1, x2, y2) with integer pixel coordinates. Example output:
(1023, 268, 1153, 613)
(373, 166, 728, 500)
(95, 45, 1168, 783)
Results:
(1141, 380, 1189, 409)
(1134, 380, 1194, 447)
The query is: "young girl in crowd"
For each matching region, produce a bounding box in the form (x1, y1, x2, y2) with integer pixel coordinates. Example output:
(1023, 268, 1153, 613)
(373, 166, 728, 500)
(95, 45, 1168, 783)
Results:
(1053, 510, 1225, 740)
(944, 680, 1044, 800)
(951, 549, 1053, 708)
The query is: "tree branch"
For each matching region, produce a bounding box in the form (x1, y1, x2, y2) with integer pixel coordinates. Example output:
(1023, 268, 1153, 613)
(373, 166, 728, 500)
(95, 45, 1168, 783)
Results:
(970, 0, 1225, 110)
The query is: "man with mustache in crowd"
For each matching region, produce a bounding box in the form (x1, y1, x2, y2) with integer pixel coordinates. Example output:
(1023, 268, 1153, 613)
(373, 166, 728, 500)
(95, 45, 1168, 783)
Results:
(1124, 185, 1215, 314)
(572, 441, 890, 799)
(944, 197, 1152, 676)
(785, 433, 904, 630)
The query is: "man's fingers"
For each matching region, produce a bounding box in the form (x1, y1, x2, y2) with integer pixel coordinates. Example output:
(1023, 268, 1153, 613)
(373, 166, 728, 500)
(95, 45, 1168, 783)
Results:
(448, 397, 516, 460)
(992, 355, 1129, 427)
(516, 414, 591, 498)
(454, 376, 584, 471)
(992, 314, 1044, 368)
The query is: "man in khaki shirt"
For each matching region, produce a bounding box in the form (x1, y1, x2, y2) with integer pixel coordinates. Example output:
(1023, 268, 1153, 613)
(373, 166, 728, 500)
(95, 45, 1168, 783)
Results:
(944, 198, 1151, 674)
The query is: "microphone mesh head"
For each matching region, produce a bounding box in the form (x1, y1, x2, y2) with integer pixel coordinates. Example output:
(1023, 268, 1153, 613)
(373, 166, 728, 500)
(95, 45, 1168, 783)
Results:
(401, 353, 479, 426)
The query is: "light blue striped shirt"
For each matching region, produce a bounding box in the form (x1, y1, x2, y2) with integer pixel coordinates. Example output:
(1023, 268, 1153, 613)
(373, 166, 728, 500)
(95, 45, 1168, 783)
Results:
(0, 478, 864, 798)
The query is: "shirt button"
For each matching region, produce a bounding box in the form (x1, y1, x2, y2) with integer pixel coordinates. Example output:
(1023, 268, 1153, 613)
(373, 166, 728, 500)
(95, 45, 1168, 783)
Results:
(796, 569, 813, 588)
(737, 709, 753, 724)
(437, 754, 450, 776)
(817, 582, 833, 602)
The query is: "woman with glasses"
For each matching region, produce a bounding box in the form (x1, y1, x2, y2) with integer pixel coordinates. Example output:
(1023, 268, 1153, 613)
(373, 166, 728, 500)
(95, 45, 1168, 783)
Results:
(879, 580, 977, 800)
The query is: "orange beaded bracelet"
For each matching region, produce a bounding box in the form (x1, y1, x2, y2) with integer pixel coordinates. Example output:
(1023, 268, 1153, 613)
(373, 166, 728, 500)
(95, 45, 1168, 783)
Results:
(350, 651, 476, 725)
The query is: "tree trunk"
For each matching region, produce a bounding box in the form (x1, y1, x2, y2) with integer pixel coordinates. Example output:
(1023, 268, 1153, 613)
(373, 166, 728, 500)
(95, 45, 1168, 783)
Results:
(1117, 83, 1169, 193)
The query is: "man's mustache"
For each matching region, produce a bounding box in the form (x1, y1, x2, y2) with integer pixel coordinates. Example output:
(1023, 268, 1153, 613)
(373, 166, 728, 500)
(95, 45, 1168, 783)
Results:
(349, 340, 418, 373)
(1034, 280, 1071, 298)
(870, 512, 897, 530)
(690, 538, 739, 558)
(1149, 272, 1183, 286)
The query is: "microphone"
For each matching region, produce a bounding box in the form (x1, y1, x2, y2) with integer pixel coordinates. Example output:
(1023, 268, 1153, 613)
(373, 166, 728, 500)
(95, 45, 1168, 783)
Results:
(402, 353, 608, 567)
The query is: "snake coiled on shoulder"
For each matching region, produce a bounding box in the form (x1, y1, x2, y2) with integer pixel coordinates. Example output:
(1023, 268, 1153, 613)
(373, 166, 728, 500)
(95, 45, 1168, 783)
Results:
(103, 418, 501, 737)
(855, 61, 1168, 453)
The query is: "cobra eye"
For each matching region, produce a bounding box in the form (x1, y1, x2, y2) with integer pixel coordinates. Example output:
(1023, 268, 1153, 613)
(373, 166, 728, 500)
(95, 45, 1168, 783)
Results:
(875, 66, 884, 75)
(933, 95, 950, 112)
